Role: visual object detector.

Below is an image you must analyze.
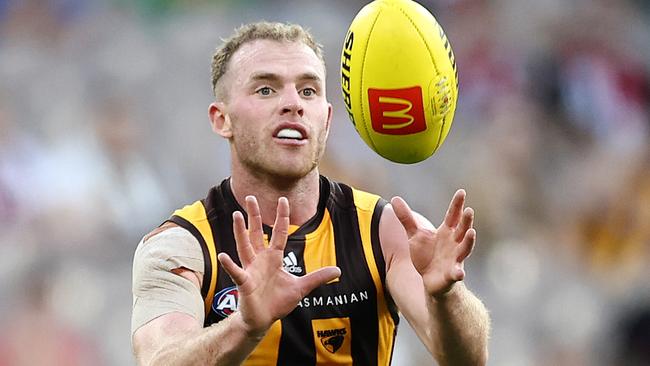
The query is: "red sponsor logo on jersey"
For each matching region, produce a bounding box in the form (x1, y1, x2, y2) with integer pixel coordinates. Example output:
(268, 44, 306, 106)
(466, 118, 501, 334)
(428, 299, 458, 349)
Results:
(368, 86, 427, 135)
(212, 286, 238, 318)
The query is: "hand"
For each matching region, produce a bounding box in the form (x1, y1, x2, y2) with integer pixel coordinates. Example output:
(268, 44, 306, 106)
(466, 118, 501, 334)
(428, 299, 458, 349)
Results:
(391, 190, 476, 298)
(217, 196, 341, 337)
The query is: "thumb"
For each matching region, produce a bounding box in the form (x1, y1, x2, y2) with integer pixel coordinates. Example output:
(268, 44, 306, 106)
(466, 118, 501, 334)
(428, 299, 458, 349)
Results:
(391, 197, 418, 238)
(299, 266, 341, 294)
(218, 252, 248, 287)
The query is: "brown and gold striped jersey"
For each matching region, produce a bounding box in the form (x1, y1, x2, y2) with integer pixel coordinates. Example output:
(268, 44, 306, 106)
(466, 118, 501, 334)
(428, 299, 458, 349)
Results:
(168, 176, 400, 365)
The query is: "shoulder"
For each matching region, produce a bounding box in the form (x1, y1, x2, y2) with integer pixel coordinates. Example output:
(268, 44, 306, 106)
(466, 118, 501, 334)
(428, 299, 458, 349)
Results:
(133, 224, 205, 293)
(134, 224, 203, 272)
(378, 202, 433, 238)
(324, 176, 385, 212)
(137, 222, 199, 254)
(378, 201, 432, 267)
(168, 180, 229, 226)
(142, 221, 180, 243)
(378, 203, 405, 246)
(351, 187, 384, 212)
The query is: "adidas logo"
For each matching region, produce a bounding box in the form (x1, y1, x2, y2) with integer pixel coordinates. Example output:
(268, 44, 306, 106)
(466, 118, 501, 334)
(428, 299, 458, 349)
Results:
(283, 252, 303, 275)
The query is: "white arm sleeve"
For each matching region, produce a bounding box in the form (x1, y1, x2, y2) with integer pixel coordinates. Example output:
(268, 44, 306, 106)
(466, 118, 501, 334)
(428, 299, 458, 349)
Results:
(131, 227, 206, 336)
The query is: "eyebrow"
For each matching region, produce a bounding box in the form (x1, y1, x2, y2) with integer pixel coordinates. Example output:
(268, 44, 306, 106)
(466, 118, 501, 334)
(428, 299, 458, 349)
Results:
(249, 71, 322, 84)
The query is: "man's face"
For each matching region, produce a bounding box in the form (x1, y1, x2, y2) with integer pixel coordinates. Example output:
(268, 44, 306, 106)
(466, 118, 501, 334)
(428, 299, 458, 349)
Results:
(217, 40, 332, 181)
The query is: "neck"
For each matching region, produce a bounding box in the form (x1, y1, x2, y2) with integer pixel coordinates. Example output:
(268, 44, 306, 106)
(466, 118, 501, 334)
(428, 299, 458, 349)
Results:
(229, 168, 321, 227)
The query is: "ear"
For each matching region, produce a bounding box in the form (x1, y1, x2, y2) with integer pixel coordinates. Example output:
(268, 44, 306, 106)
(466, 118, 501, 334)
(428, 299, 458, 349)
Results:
(324, 103, 333, 139)
(209, 102, 232, 138)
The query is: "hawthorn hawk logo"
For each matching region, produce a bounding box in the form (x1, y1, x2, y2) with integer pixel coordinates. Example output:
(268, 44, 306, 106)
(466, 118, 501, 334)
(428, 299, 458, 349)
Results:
(317, 328, 347, 353)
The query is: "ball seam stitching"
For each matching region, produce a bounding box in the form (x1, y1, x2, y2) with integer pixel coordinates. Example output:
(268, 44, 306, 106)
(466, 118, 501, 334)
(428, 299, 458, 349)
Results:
(359, 6, 383, 154)
(394, 3, 447, 154)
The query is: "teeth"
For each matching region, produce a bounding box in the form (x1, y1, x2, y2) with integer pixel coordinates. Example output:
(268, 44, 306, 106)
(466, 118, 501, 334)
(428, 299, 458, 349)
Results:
(277, 128, 303, 139)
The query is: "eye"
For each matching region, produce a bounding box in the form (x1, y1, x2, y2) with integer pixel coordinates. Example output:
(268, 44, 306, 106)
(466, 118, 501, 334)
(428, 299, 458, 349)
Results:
(301, 88, 316, 97)
(256, 87, 273, 96)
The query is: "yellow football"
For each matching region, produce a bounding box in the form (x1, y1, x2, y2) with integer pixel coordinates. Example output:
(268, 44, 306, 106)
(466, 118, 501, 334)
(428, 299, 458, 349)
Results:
(340, 0, 458, 164)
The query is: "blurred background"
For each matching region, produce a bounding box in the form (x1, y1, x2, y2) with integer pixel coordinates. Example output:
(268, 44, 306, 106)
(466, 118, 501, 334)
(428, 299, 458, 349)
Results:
(1, 0, 649, 365)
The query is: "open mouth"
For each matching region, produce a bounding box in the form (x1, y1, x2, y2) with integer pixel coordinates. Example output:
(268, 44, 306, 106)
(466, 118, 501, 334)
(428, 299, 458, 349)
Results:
(276, 128, 305, 140)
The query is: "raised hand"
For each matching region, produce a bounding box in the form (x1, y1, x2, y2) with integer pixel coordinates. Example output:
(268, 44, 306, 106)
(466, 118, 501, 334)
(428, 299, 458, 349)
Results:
(217, 196, 341, 336)
(391, 190, 476, 298)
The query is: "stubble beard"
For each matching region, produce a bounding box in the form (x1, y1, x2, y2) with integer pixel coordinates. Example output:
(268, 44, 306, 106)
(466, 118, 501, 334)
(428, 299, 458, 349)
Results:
(232, 127, 326, 185)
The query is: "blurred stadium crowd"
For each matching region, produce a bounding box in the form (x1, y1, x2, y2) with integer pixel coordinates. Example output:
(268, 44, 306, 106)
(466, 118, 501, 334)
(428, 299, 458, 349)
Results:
(0, 0, 649, 365)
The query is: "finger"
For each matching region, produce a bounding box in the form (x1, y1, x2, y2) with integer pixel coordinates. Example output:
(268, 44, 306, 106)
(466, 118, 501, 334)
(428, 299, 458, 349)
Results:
(299, 266, 341, 294)
(217, 252, 248, 286)
(443, 189, 466, 229)
(269, 197, 290, 251)
(390, 196, 418, 238)
(233, 211, 256, 267)
(454, 207, 474, 243)
(245, 196, 265, 251)
(455, 228, 476, 263)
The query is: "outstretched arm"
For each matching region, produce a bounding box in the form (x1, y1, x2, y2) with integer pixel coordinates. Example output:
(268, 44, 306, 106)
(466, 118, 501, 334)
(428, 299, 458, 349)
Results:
(381, 190, 490, 366)
(133, 310, 266, 366)
(133, 196, 340, 366)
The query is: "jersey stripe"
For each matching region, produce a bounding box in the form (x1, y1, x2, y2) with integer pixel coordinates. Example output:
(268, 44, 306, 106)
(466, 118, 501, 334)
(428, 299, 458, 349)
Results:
(170, 201, 218, 317)
(333, 184, 379, 365)
(243, 320, 282, 365)
(352, 188, 397, 366)
(303, 209, 338, 283)
(371, 198, 400, 327)
(277, 310, 316, 365)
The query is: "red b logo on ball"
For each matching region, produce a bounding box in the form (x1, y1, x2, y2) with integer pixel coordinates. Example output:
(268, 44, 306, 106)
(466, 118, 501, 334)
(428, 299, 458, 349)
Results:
(368, 86, 427, 135)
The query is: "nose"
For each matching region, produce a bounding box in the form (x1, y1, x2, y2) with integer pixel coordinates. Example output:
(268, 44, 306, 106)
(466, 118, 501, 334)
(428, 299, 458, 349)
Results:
(280, 88, 304, 117)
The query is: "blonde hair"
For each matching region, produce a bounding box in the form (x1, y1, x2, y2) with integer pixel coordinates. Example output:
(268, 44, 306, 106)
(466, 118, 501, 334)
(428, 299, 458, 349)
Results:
(211, 21, 325, 100)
